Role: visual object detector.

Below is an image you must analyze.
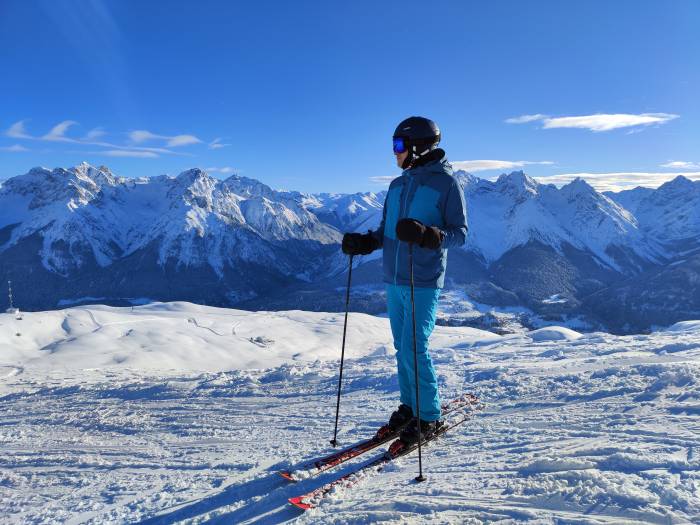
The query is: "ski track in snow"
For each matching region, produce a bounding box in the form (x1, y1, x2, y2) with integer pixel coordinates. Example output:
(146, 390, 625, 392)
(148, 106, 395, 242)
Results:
(1, 305, 699, 524)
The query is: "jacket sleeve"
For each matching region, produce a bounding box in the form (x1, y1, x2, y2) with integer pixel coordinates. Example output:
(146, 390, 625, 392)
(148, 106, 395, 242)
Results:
(441, 178, 468, 249)
(369, 192, 388, 249)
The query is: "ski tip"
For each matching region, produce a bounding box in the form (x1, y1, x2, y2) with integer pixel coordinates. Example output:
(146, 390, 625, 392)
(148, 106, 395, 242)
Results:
(288, 496, 313, 510)
(278, 471, 297, 482)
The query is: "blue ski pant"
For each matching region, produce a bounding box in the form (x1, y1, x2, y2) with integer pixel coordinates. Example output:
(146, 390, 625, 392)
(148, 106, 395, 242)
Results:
(386, 283, 441, 421)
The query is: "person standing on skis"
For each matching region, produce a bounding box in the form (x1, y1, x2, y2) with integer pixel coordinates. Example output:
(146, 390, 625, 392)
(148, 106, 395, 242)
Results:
(341, 116, 468, 445)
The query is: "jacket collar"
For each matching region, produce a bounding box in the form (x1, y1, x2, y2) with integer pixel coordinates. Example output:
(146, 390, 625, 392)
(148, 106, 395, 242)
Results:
(412, 148, 445, 168)
(402, 148, 449, 176)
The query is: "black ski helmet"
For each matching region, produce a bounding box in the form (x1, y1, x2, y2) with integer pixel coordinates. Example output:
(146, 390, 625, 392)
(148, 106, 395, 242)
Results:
(393, 116, 441, 159)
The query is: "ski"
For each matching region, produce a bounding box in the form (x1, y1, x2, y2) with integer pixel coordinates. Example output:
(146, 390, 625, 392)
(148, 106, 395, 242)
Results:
(279, 393, 478, 482)
(288, 394, 481, 510)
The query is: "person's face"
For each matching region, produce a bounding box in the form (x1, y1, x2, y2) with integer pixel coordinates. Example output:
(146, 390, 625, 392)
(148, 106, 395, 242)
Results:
(395, 150, 408, 168)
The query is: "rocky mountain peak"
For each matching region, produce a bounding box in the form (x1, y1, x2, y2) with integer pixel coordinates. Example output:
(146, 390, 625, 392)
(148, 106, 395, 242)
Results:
(71, 162, 120, 189)
(657, 175, 697, 194)
(176, 168, 212, 184)
(222, 173, 277, 200)
(453, 170, 479, 188)
(560, 177, 599, 198)
(495, 170, 539, 199)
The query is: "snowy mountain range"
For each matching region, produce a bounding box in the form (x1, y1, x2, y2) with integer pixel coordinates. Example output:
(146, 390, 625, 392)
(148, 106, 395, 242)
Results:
(1, 162, 699, 333)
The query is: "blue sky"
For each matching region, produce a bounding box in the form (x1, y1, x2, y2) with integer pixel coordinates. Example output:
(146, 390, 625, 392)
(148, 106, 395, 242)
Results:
(1, 0, 698, 193)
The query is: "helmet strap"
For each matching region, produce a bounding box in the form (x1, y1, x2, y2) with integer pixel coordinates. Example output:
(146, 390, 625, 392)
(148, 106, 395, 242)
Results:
(403, 142, 433, 169)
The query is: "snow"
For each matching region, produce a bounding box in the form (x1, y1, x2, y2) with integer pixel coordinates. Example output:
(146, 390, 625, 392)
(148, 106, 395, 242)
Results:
(4, 165, 699, 301)
(528, 326, 582, 342)
(463, 171, 665, 269)
(665, 320, 700, 333)
(0, 164, 340, 276)
(1, 302, 699, 523)
(436, 288, 595, 334)
(542, 293, 567, 304)
(633, 176, 700, 244)
(304, 191, 385, 233)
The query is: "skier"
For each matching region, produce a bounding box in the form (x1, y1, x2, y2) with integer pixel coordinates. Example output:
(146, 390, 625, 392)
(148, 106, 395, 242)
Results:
(342, 116, 468, 445)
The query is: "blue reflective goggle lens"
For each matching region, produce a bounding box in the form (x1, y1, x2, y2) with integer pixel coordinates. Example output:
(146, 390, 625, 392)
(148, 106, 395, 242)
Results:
(393, 137, 408, 154)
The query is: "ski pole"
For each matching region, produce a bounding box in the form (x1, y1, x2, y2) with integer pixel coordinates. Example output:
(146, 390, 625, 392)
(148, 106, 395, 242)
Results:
(409, 243, 426, 482)
(330, 254, 354, 447)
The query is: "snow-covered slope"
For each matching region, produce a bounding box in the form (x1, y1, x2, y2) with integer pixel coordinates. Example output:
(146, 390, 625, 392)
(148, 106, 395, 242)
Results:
(305, 191, 385, 233)
(0, 163, 339, 275)
(464, 172, 664, 270)
(0, 163, 126, 272)
(605, 176, 700, 253)
(0, 164, 345, 309)
(0, 302, 397, 372)
(604, 186, 655, 215)
(633, 176, 700, 247)
(2, 164, 700, 332)
(3, 165, 697, 276)
(1, 303, 698, 523)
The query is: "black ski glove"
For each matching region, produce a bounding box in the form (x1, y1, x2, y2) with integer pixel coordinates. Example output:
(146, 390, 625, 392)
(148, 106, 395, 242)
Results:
(396, 218, 425, 244)
(421, 225, 444, 250)
(396, 218, 444, 250)
(342, 232, 379, 255)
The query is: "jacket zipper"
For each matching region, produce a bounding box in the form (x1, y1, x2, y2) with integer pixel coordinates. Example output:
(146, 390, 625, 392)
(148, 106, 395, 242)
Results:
(394, 173, 414, 285)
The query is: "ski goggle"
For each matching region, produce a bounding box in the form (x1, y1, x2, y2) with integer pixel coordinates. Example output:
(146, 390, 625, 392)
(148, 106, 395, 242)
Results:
(392, 136, 408, 154)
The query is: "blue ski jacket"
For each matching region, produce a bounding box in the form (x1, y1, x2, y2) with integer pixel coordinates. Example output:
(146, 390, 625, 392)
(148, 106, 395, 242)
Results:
(371, 151, 468, 288)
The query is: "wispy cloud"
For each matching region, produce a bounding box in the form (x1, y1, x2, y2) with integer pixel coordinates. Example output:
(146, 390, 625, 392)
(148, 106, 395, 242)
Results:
(369, 175, 396, 185)
(660, 160, 700, 170)
(128, 130, 160, 143)
(0, 144, 29, 152)
(99, 150, 159, 158)
(504, 114, 549, 124)
(129, 129, 202, 147)
(168, 135, 201, 147)
(506, 113, 679, 132)
(83, 127, 107, 141)
(452, 160, 554, 173)
(205, 166, 237, 175)
(534, 171, 700, 192)
(4, 120, 204, 158)
(42, 120, 79, 141)
(6, 120, 32, 139)
(544, 113, 678, 132)
(208, 138, 231, 150)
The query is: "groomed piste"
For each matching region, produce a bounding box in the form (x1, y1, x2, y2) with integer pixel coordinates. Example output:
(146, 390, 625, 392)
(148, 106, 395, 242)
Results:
(1, 303, 699, 523)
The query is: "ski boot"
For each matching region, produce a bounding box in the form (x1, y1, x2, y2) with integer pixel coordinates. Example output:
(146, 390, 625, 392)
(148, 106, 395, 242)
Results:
(375, 404, 413, 440)
(399, 417, 443, 446)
